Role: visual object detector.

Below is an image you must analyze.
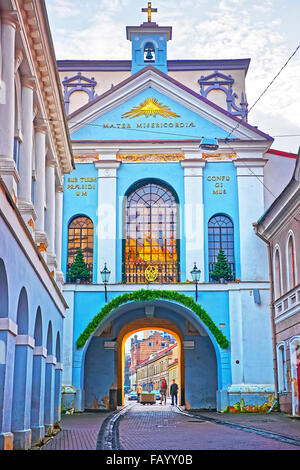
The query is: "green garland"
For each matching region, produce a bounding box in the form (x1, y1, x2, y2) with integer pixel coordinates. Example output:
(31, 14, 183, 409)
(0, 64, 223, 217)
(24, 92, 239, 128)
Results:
(76, 289, 230, 350)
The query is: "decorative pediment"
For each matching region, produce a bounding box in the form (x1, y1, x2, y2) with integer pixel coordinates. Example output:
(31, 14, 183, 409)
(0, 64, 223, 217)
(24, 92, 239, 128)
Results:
(198, 70, 248, 121)
(62, 72, 98, 114)
(68, 66, 271, 143)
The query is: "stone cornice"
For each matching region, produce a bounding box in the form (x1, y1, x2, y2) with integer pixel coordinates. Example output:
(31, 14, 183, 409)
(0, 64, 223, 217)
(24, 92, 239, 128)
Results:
(0, 176, 68, 314)
(1, 10, 20, 29)
(14, 1, 74, 174)
(34, 121, 47, 134)
(21, 74, 37, 91)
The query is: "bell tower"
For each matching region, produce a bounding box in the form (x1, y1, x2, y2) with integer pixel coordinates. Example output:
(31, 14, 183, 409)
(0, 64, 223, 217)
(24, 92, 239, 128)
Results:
(126, 3, 172, 75)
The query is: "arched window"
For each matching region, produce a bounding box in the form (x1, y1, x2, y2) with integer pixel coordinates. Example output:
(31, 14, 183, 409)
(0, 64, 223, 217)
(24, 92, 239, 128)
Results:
(144, 42, 155, 62)
(67, 216, 94, 283)
(208, 214, 235, 280)
(287, 234, 296, 291)
(123, 181, 179, 284)
(274, 248, 282, 299)
(277, 343, 287, 393)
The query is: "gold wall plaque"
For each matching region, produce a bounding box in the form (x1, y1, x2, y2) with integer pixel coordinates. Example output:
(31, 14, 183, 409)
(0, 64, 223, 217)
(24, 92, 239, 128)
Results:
(202, 152, 237, 160)
(117, 153, 185, 162)
(73, 154, 99, 163)
(145, 265, 158, 282)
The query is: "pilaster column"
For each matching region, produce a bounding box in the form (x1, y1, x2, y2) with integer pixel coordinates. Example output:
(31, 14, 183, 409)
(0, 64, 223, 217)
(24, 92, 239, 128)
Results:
(45, 161, 57, 274)
(34, 123, 48, 254)
(54, 362, 63, 423)
(181, 159, 206, 282)
(95, 160, 120, 284)
(18, 76, 36, 230)
(30, 346, 47, 445)
(0, 11, 20, 198)
(0, 318, 18, 450)
(55, 184, 64, 286)
(234, 159, 269, 281)
(11, 334, 35, 449)
(44, 354, 56, 434)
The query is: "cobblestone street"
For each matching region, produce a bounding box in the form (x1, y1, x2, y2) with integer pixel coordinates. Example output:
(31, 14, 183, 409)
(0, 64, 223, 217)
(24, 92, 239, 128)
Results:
(36, 400, 300, 451)
(118, 402, 300, 450)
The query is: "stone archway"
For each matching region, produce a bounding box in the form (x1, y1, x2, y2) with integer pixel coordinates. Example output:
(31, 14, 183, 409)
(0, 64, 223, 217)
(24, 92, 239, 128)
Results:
(81, 296, 221, 412)
(117, 317, 185, 406)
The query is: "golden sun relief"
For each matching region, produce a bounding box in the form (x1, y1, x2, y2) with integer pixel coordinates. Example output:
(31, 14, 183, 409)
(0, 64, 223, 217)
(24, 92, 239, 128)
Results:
(121, 97, 180, 119)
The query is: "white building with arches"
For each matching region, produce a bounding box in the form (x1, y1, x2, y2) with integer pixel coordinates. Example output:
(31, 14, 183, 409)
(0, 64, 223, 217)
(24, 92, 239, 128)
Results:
(0, 0, 73, 449)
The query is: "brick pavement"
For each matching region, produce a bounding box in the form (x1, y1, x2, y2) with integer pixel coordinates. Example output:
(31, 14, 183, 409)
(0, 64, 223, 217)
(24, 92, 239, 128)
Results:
(118, 402, 300, 450)
(40, 411, 111, 450)
(187, 409, 300, 441)
(34, 400, 300, 451)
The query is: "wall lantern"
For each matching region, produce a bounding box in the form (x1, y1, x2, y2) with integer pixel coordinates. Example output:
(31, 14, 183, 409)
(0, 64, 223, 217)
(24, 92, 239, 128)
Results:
(190, 262, 201, 302)
(101, 262, 111, 302)
(200, 137, 219, 151)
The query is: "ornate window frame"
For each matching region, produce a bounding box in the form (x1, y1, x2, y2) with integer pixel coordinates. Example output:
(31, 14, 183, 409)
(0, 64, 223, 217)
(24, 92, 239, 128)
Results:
(122, 178, 180, 284)
(276, 342, 288, 393)
(198, 70, 248, 120)
(273, 245, 283, 299)
(289, 336, 300, 416)
(67, 215, 94, 283)
(62, 72, 98, 115)
(208, 213, 235, 281)
(286, 230, 297, 291)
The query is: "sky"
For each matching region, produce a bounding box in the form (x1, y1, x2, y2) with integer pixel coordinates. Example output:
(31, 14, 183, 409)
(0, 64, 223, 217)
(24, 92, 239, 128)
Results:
(46, 0, 300, 153)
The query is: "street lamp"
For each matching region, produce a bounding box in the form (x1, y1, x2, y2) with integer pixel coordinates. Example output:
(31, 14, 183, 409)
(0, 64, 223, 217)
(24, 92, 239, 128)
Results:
(101, 262, 111, 302)
(190, 262, 201, 302)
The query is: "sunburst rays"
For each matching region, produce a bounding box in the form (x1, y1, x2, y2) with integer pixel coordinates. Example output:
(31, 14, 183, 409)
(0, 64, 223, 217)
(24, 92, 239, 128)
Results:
(121, 97, 180, 119)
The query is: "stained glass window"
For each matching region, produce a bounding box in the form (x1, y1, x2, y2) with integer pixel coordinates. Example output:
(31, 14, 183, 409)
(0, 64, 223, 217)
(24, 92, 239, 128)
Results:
(123, 182, 179, 284)
(208, 214, 235, 280)
(67, 216, 93, 283)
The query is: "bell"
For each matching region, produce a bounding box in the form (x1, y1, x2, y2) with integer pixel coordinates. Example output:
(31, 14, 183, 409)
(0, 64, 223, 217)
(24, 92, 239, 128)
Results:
(145, 49, 154, 60)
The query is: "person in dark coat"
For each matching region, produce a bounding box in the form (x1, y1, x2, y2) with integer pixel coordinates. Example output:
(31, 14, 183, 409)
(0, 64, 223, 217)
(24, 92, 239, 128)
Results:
(170, 379, 178, 405)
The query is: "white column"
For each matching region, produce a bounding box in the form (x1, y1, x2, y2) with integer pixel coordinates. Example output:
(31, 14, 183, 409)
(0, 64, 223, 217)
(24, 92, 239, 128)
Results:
(228, 290, 244, 385)
(45, 161, 57, 273)
(181, 159, 206, 281)
(234, 159, 269, 281)
(18, 76, 36, 229)
(95, 160, 120, 284)
(0, 11, 20, 196)
(34, 123, 48, 254)
(55, 185, 64, 286)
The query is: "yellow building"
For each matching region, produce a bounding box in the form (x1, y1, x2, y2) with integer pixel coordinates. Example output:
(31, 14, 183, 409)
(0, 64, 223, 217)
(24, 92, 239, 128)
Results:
(136, 344, 179, 395)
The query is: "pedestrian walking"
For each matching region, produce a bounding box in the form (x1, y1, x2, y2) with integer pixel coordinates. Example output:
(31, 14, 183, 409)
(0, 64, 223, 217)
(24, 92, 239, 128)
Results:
(136, 384, 142, 403)
(160, 378, 167, 405)
(170, 379, 178, 405)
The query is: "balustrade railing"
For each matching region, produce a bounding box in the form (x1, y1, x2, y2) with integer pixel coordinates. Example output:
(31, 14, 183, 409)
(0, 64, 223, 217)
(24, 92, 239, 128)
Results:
(123, 262, 179, 284)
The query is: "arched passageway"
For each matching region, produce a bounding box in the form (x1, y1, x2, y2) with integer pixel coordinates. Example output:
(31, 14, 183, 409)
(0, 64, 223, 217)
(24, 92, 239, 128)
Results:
(117, 318, 184, 406)
(82, 299, 219, 411)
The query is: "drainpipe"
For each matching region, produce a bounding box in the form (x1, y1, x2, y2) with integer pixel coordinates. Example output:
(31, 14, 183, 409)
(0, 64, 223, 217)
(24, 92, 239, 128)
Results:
(253, 224, 278, 401)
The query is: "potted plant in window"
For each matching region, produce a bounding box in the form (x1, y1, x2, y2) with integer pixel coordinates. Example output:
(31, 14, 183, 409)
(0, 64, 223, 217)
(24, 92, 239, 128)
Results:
(67, 248, 90, 284)
(210, 249, 234, 283)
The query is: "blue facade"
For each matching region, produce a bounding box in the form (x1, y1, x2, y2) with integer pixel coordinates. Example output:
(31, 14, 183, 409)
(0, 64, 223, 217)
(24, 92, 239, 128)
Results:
(60, 16, 274, 415)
